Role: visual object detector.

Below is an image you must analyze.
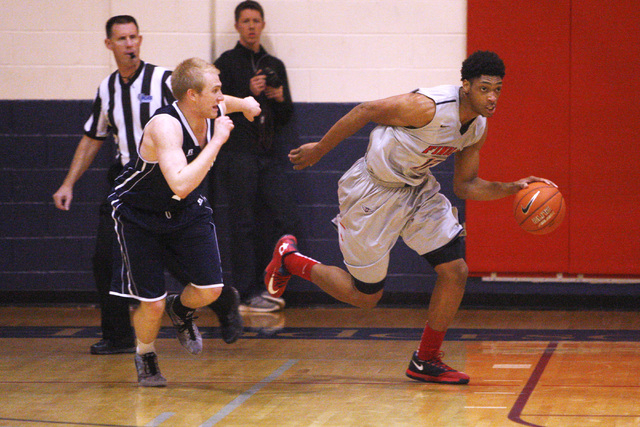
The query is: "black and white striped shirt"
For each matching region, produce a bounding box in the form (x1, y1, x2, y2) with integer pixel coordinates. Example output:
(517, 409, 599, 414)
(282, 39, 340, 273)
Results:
(84, 61, 174, 166)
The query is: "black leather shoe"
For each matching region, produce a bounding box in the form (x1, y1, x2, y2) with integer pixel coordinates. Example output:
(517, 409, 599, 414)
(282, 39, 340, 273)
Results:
(217, 287, 244, 344)
(90, 339, 136, 355)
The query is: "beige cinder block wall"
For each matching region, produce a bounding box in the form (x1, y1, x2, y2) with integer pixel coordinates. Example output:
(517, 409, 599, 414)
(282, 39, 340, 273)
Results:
(0, 0, 466, 102)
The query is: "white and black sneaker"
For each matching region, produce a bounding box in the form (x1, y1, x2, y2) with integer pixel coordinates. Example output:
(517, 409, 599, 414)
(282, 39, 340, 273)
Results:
(135, 352, 167, 387)
(165, 294, 202, 355)
(239, 294, 281, 313)
(260, 291, 286, 309)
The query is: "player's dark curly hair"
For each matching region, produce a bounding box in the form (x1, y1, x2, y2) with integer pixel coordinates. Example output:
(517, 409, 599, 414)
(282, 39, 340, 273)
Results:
(461, 51, 505, 81)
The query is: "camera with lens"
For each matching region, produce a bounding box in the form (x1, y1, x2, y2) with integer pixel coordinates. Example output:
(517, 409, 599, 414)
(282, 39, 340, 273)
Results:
(262, 67, 282, 88)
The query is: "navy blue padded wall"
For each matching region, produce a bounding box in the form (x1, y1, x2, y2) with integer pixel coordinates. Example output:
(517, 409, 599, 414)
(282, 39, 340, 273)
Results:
(0, 100, 113, 292)
(1, 100, 459, 298)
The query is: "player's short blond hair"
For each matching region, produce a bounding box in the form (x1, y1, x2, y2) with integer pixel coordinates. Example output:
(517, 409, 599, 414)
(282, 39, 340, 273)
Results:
(171, 57, 220, 101)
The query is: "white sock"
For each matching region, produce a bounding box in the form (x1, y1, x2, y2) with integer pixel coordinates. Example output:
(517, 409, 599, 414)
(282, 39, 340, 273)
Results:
(136, 339, 156, 355)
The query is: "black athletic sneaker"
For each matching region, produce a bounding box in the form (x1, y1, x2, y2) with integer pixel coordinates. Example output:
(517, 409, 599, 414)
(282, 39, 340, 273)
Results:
(90, 339, 135, 355)
(405, 351, 470, 384)
(216, 287, 244, 344)
(165, 294, 202, 355)
(135, 352, 167, 387)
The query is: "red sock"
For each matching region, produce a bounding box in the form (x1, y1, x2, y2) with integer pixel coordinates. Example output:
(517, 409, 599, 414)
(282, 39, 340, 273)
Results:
(283, 252, 320, 281)
(417, 323, 446, 360)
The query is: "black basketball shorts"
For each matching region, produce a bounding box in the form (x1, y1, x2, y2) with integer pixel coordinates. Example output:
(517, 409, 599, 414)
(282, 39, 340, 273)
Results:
(110, 207, 224, 301)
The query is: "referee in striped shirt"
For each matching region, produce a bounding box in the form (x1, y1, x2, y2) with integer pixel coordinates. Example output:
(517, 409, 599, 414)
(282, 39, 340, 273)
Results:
(53, 15, 243, 354)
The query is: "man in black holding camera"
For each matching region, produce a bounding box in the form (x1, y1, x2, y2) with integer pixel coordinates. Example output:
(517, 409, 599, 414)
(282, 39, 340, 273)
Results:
(211, 0, 301, 312)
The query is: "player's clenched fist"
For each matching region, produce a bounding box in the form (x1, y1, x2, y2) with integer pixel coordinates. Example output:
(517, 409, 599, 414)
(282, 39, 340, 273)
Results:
(211, 115, 235, 146)
(241, 96, 261, 122)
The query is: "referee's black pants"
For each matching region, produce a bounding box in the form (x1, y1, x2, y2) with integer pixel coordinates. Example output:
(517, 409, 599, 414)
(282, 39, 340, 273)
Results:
(93, 198, 134, 343)
(213, 150, 303, 302)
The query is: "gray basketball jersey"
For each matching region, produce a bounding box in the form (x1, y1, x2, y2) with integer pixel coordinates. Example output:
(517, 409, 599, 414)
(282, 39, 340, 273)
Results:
(364, 85, 487, 190)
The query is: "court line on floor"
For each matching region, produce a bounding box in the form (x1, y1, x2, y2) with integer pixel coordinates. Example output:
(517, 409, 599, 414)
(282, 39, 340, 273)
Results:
(507, 341, 558, 427)
(144, 412, 175, 427)
(198, 359, 298, 427)
(524, 414, 640, 418)
(474, 391, 516, 395)
(465, 406, 508, 409)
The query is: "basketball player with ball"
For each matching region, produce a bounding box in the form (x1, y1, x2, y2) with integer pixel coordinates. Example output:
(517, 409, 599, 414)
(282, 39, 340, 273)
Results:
(265, 51, 556, 384)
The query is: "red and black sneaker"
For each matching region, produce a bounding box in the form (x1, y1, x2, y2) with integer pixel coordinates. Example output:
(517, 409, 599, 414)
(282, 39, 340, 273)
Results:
(405, 351, 470, 384)
(264, 235, 298, 298)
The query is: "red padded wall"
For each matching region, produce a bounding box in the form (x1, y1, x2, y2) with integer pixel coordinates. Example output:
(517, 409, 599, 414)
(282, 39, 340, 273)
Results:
(465, 0, 572, 274)
(569, 1, 640, 274)
(466, 0, 640, 276)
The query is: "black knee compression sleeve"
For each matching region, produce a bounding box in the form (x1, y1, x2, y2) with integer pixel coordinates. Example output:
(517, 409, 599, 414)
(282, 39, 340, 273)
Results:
(422, 234, 464, 268)
(352, 276, 386, 294)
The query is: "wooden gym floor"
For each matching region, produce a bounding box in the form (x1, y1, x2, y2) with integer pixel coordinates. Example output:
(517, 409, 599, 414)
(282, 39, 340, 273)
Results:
(0, 305, 639, 426)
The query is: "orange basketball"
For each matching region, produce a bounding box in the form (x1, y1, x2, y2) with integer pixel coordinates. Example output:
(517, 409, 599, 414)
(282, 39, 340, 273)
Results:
(513, 182, 566, 235)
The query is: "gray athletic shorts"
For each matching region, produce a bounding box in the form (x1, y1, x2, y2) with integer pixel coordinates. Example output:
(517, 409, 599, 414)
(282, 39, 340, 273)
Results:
(335, 158, 463, 283)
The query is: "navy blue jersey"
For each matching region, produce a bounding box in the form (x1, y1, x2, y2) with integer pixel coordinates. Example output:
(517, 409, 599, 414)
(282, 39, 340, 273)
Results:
(109, 102, 220, 216)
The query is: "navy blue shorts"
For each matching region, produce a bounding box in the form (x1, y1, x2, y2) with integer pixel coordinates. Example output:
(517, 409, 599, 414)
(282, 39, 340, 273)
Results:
(110, 203, 224, 302)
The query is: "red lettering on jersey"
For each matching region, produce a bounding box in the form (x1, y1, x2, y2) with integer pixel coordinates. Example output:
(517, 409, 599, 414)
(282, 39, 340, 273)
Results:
(422, 145, 457, 156)
(423, 146, 437, 155)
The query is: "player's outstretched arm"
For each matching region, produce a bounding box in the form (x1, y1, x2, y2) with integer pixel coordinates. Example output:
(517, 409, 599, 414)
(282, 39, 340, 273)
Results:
(289, 92, 435, 170)
(222, 95, 261, 122)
